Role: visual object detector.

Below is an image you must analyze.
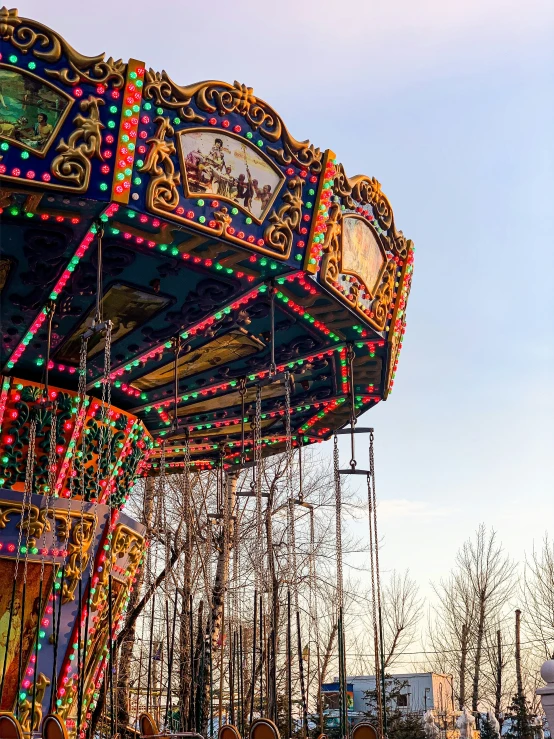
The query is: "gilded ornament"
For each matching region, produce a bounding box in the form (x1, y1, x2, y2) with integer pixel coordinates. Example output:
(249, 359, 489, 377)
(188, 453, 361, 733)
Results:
(143, 72, 322, 172)
(51, 96, 104, 192)
(264, 176, 305, 257)
(0, 503, 50, 547)
(0, 6, 20, 39)
(1, 9, 124, 87)
(141, 116, 181, 213)
(19, 673, 50, 734)
(320, 202, 343, 282)
(57, 512, 96, 603)
(91, 524, 144, 609)
(370, 261, 396, 330)
(332, 164, 409, 259)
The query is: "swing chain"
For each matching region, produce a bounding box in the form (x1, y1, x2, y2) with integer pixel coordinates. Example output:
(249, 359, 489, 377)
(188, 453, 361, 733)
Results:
(333, 434, 344, 611)
(269, 285, 277, 377)
(254, 385, 263, 592)
(347, 343, 357, 470)
(239, 378, 246, 466)
(367, 430, 384, 739)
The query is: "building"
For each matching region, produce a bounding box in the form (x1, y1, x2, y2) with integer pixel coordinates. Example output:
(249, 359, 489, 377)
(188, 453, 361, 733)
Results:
(322, 673, 456, 716)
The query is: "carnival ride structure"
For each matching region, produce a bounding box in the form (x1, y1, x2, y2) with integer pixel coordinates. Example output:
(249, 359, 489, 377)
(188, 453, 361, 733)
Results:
(0, 8, 414, 739)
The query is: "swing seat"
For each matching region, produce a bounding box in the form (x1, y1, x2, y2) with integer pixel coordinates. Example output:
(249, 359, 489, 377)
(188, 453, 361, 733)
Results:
(219, 725, 241, 739)
(138, 714, 203, 739)
(139, 713, 161, 738)
(249, 718, 280, 739)
(42, 714, 69, 739)
(0, 713, 24, 739)
(316, 734, 329, 739)
(351, 722, 378, 739)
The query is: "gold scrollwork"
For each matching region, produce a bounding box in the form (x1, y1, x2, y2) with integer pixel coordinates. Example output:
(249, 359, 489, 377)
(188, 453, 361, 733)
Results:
(0, 503, 51, 547)
(18, 506, 51, 547)
(91, 524, 144, 610)
(264, 176, 305, 257)
(333, 164, 409, 259)
(370, 261, 396, 330)
(319, 204, 397, 331)
(143, 71, 323, 173)
(320, 202, 343, 282)
(141, 116, 181, 213)
(0, 8, 125, 87)
(53, 512, 96, 604)
(50, 96, 104, 192)
(19, 672, 50, 735)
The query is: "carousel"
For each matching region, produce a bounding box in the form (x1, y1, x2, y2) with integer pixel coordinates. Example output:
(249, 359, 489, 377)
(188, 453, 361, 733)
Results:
(0, 8, 414, 739)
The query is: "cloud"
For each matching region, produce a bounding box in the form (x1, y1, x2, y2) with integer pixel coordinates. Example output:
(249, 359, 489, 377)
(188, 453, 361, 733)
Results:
(377, 499, 459, 520)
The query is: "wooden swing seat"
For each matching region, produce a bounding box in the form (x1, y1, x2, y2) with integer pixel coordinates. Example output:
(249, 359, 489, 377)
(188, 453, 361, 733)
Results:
(0, 712, 23, 739)
(249, 718, 280, 739)
(351, 722, 378, 739)
(219, 725, 241, 739)
(42, 714, 69, 739)
(138, 713, 203, 739)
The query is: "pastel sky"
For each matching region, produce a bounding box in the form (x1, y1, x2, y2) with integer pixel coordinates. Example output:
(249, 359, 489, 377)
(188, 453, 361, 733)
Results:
(21, 0, 554, 604)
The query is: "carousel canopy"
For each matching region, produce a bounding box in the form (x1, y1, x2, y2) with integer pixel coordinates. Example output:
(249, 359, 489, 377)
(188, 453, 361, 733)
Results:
(0, 8, 414, 473)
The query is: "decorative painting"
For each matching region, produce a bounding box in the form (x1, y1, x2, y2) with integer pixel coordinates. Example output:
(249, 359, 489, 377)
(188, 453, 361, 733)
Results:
(0, 66, 72, 156)
(55, 283, 171, 365)
(0, 559, 55, 710)
(134, 329, 265, 392)
(341, 216, 386, 295)
(178, 129, 284, 222)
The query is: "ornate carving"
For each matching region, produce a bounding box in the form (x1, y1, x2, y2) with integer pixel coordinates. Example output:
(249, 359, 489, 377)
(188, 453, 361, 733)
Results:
(0, 503, 22, 529)
(370, 260, 396, 330)
(18, 505, 51, 547)
(91, 524, 144, 609)
(140, 116, 181, 212)
(19, 672, 50, 734)
(0, 6, 20, 40)
(263, 176, 305, 256)
(333, 164, 409, 259)
(143, 72, 323, 173)
(0, 503, 51, 547)
(320, 202, 343, 282)
(0, 8, 125, 87)
(51, 96, 104, 192)
(55, 512, 96, 603)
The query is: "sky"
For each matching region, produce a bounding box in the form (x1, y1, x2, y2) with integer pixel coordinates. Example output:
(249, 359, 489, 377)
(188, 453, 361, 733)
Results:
(19, 0, 554, 600)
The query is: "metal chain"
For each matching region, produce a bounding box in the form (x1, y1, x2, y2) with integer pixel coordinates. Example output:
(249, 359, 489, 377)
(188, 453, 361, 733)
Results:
(333, 435, 343, 612)
(367, 431, 383, 737)
(95, 322, 113, 506)
(254, 385, 263, 593)
(284, 373, 295, 593)
(206, 518, 213, 609)
(233, 516, 240, 625)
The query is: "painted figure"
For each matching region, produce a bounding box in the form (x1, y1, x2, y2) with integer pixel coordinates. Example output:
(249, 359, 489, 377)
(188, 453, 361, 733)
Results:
(0, 598, 22, 671)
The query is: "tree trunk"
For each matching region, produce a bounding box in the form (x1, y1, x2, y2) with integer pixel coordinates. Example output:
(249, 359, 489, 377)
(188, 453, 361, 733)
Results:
(266, 488, 279, 723)
(472, 604, 485, 712)
(495, 629, 502, 719)
(459, 622, 469, 709)
(515, 609, 523, 699)
(320, 622, 338, 685)
(210, 473, 237, 651)
(116, 478, 156, 733)
(179, 469, 194, 730)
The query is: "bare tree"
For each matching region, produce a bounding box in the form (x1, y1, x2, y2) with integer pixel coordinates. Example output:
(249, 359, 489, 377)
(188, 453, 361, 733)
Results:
(523, 535, 554, 659)
(457, 525, 515, 712)
(382, 569, 423, 668)
(428, 570, 477, 709)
